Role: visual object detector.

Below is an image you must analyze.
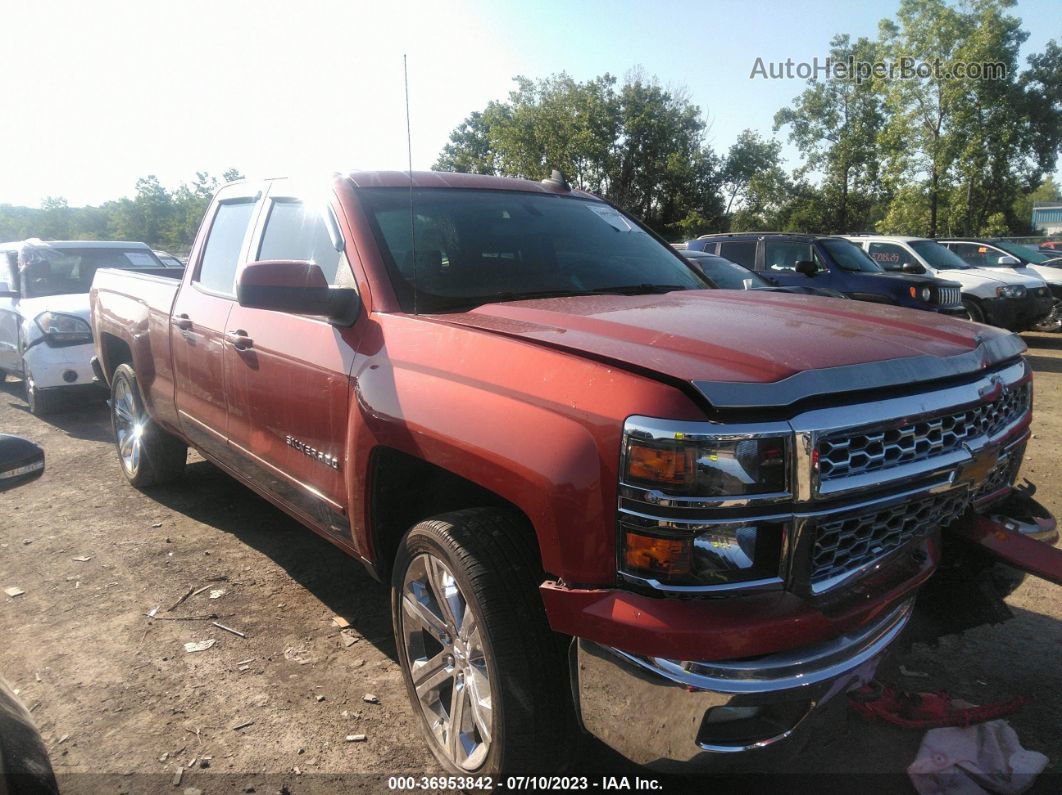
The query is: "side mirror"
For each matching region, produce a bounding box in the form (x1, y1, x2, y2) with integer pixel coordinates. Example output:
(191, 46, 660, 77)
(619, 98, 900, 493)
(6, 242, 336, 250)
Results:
(794, 260, 817, 277)
(997, 255, 1020, 266)
(236, 260, 360, 323)
(901, 262, 926, 274)
(0, 434, 45, 493)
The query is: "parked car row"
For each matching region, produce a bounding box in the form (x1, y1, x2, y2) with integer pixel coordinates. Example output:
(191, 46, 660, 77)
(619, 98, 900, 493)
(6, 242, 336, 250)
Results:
(77, 170, 1062, 778)
(680, 232, 1058, 333)
(685, 233, 966, 316)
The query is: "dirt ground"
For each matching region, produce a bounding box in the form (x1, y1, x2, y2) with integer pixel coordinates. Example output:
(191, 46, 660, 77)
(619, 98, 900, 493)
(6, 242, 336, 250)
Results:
(1, 334, 1060, 794)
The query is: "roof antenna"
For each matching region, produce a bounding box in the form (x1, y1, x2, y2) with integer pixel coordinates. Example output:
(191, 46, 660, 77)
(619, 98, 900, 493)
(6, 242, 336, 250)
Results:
(404, 54, 418, 314)
(541, 168, 571, 191)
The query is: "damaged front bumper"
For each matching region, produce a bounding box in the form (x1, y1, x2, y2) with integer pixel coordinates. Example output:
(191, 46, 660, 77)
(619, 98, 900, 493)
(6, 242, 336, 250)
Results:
(571, 599, 913, 772)
(951, 489, 1061, 585)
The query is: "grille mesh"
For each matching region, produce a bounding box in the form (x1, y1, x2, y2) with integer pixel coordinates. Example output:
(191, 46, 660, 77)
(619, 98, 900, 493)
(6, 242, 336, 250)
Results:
(811, 490, 969, 588)
(818, 383, 1030, 482)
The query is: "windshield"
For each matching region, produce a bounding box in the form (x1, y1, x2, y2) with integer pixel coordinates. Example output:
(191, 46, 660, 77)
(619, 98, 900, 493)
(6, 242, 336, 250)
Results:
(19, 246, 165, 297)
(819, 238, 882, 272)
(994, 241, 1055, 264)
(687, 253, 768, 289)
(358, 188, 708, 312)
(909, 240, 970, 270)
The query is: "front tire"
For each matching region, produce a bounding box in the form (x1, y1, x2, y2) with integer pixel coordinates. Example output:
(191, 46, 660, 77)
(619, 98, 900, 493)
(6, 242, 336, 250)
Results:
(110, 363, 187, 487)
(392, 509, 574, 777)
(23, 369, 58, 416)
(962, 298, 986, 324)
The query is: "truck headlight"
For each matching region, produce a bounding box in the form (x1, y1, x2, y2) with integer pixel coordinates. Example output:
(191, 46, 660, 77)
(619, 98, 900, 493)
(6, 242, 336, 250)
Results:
(996, 285, 1026, 299)
(624, 434, 788, 497)
(34, 312, 92, 346)
(619, 423, 789, 588)
(621, 519, 787, 587)
(908, 286, 932, 301)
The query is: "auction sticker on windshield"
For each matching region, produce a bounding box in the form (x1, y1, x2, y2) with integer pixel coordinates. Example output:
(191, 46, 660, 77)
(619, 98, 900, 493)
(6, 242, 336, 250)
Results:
(586, 203, 634, 232)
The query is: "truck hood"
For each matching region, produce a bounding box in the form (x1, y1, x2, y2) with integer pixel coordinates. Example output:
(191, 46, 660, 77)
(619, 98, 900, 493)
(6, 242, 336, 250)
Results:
(431, 290, 1023, 408)
(15, 293, 91, 323)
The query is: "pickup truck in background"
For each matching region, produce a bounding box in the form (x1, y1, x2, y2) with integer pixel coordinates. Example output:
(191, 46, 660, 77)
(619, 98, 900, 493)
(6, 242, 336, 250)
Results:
(90, 172, 1061, 776)
(0, 239, 181, 414)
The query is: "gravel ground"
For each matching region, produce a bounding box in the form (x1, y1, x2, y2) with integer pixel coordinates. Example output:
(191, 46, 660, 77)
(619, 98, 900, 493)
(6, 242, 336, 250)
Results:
(0, 333, 1060, 794)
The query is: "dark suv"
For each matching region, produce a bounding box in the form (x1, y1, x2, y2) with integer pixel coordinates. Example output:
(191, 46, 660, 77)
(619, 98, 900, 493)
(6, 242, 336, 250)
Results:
(687, 233, 965, 315)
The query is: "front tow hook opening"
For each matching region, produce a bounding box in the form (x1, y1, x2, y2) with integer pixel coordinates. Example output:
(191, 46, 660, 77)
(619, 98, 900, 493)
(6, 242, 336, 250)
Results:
(696, 700, 814, 752)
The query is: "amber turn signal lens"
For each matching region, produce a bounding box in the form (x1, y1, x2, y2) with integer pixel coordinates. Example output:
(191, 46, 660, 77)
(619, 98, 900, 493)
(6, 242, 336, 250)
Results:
(627, 442, 695, 486)
(624, 531, 691, 578)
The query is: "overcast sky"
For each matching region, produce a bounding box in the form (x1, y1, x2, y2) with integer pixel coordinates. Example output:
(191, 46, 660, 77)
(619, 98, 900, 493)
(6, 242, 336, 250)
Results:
(1, 0, 1058, 207)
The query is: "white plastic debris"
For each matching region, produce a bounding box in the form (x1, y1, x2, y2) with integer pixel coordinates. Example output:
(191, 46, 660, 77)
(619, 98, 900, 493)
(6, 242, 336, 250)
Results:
(4, 587, 25, 598)
(908, 720, 1048, 795)
(183, 639, 216, 653)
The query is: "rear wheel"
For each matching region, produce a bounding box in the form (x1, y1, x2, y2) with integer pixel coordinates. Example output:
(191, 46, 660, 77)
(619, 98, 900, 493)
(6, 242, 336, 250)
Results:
(962, 298, 986, 324)
(392, 508, 574, 777)
(110, 363, 187, 487)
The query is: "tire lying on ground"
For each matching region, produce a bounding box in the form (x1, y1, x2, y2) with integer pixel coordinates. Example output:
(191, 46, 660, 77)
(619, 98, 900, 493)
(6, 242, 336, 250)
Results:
(391, 508, 575, 777)
(109, 363, 187, 488)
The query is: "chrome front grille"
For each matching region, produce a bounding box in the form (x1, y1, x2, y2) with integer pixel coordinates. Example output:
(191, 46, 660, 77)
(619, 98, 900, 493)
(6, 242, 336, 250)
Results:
(811, 489, 969, 590)
(818, 383, 1030, 482)
(936, 286, 961, 306)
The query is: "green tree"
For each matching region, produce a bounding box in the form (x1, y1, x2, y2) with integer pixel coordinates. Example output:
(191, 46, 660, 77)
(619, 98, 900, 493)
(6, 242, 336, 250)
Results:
(876, 0, 972, 236)
(37, 197, 73, 239)
(774, 34, 884, 232)
(432, 71, 723, 236)
(719, 130, 783, 217)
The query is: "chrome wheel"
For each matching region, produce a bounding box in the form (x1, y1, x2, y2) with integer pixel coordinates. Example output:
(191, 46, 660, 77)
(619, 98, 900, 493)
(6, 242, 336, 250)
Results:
(400, 552, 492, 770)
(113, 377, 143, 476)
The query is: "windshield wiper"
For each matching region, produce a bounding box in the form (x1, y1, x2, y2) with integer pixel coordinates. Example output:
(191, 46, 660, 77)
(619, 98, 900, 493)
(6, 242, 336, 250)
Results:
(590, 284, 691, 295)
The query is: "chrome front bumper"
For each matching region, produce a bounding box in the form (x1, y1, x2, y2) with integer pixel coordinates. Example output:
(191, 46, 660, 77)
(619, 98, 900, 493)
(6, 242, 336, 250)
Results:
(571, 598, 913, 772)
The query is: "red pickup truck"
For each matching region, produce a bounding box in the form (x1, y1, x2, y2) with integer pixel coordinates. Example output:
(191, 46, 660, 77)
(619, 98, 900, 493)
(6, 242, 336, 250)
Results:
(89, 172, 1060, 776)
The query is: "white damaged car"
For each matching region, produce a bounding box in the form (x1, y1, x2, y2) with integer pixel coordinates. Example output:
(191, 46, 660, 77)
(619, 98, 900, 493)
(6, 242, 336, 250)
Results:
(0, 240, 180, 414)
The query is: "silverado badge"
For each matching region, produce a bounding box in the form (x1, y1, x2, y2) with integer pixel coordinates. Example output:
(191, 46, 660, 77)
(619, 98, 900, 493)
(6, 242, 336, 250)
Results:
(285, 435, 340, 470)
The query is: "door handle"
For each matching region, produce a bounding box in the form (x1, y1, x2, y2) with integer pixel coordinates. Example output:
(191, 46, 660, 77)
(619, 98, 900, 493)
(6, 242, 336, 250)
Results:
(226, 330, 253, 350)
(172, 314, 193, 330)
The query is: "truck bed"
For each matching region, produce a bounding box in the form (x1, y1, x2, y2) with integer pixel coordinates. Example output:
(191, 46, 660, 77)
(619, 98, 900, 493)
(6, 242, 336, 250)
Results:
(89, 267, 182, 430)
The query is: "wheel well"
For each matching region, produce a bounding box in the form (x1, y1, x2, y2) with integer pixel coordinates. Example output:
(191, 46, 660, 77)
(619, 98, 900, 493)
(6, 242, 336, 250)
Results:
(369, 446, 539, 580)
(100, 333, 133, 382)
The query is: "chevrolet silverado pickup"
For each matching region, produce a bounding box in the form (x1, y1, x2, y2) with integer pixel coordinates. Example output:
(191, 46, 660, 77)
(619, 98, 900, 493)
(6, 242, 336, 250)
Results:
(89, 172, 1061, 776)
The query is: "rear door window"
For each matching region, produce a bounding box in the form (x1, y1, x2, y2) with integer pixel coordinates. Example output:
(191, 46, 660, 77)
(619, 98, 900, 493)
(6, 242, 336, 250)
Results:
(718, 241, 756, 269)
(257, 200, 344, 284)
(196, 200, 257, 295)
